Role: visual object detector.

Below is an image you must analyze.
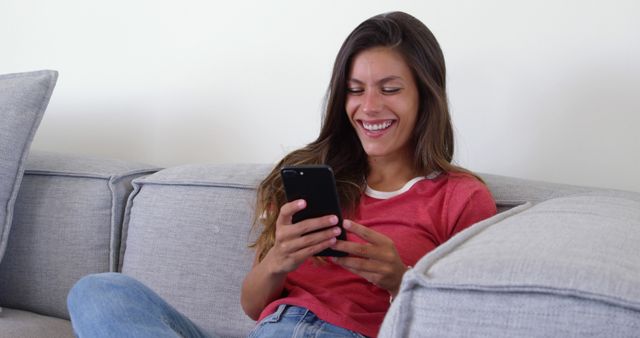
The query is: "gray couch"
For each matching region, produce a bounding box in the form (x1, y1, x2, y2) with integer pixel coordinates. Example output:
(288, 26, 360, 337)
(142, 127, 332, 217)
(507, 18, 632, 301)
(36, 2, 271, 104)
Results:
(1, 150, 639, 338)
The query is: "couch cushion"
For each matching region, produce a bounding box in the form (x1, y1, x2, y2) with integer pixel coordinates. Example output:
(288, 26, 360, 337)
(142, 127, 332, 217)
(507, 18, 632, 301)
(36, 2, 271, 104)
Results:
(120, 163, 271, 338)
(0, 308, 73, 338)
(0, 151, 159, 319)
(0, 70, 57, 264)
(380, 193, 640, 337)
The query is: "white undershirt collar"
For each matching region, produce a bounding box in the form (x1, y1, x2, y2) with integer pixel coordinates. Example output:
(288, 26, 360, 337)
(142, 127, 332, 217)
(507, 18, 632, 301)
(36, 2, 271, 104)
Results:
(364, 171, 440, 200)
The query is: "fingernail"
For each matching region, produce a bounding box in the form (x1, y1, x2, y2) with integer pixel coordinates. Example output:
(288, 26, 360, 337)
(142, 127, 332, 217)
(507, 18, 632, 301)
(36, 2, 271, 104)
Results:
(297, 200, 305, 208)
(343, 220, 351, 229)
(330, 216, 338, 225)
(333, 227, 341, 235)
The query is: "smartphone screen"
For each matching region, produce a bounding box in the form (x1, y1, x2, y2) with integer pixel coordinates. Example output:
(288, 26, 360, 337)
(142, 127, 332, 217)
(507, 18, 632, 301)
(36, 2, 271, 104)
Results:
(280, 165, 347, 257)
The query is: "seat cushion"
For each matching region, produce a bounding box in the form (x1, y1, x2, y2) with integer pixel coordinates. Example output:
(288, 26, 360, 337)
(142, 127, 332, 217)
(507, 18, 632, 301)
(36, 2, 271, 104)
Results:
(380, 192, 640, 337)
(0, 151, 159, 319)
(120, 163, 271, 338)
(0, 308, 73, 338)
(0, 70, 57, 263)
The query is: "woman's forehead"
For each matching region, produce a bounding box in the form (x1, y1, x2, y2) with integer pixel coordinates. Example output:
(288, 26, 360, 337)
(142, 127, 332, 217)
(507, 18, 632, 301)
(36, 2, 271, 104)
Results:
(348, 48, 412, 82)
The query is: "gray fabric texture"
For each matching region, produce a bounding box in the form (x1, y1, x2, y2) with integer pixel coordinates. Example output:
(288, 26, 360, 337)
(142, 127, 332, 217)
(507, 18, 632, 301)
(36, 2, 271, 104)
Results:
(120, 163, 271, 338)
(0, 308, 73, 338)
(0, 70, 57, 263)
(383, 288, 640, 338)
(380, 193, 640, 337)
(479, 173, 639, 212)
(0, 151, 158, 319)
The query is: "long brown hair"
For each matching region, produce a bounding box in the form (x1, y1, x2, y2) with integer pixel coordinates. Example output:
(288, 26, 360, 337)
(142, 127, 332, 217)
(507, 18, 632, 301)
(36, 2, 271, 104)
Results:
(251, 11, 477, 261)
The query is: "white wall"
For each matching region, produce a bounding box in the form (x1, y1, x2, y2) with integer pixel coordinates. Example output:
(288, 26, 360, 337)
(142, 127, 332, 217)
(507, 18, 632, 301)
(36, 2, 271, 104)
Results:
(2, 0, 639, 192)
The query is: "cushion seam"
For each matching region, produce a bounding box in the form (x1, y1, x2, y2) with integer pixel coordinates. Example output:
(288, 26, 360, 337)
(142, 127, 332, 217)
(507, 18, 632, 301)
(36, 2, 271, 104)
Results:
(23, 168, 159, 180)
(418, 283, 640, 312)
(133, 180, 257, 190)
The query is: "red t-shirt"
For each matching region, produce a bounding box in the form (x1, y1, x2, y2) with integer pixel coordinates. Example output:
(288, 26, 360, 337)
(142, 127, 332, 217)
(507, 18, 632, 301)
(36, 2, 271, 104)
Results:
(258, 172, 497, 337)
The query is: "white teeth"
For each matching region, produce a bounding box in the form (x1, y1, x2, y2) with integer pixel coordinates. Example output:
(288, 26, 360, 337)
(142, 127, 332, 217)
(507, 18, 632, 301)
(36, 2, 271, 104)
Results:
(362, 120, 393, 131)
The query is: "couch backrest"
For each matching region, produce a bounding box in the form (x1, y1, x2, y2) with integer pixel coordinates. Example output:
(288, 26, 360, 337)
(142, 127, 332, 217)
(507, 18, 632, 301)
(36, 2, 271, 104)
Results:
(0, 151, 158, 319)
(120, 163, 272, 338)
(480, 173, 620, 212)
(119, 165, 639, 337)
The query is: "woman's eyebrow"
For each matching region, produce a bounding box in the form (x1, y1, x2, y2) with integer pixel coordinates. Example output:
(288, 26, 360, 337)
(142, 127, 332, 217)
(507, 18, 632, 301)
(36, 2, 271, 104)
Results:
(347, 76, 404, 85)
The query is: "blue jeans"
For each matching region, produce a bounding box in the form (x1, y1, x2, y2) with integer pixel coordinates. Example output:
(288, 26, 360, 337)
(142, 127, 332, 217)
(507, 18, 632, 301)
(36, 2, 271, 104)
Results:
(248, 304, 367, 338)
(67, 273, 212, 338)
(67, 273, 366, 338)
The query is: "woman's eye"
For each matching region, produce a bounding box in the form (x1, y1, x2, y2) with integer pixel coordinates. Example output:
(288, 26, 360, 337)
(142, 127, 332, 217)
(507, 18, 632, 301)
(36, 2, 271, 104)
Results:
(382, 87, 401, 94)
(347, 88, 364, 95)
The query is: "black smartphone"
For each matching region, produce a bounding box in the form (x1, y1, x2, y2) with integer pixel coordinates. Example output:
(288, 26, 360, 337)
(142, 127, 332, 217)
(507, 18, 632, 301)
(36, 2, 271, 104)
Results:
(280, 165, 347, 257)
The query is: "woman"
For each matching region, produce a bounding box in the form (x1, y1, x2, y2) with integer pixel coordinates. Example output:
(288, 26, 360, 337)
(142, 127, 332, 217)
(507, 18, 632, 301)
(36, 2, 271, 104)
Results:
(67, 11, 496, 338)
(241, 11, 496, 338)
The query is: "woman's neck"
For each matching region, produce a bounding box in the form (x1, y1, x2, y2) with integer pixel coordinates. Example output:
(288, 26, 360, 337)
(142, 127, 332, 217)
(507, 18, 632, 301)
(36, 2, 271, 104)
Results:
(366, 151, 417, 192)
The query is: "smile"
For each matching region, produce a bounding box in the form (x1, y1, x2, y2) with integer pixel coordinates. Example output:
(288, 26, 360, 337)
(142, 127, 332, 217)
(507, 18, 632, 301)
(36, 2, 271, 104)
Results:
(361, 120, 394, 132)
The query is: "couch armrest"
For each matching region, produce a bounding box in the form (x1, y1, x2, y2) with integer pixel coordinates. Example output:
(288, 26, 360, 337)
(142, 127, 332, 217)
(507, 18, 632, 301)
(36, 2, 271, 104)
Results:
(381, 192, 640, 337)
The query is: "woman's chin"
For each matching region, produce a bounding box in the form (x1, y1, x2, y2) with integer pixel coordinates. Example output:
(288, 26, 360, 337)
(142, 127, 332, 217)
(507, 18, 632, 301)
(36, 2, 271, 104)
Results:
(362, 146, 390, 159)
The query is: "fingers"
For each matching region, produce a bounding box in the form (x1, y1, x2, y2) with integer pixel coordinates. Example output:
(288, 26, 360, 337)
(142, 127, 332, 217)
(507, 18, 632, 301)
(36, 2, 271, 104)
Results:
(329, 220, 407, 292)
(276, 199, 306, 227)
(277, 214, 340, 244)
(268, 199, 342, 273)
(291, 236, 338, 260)
(331, 240, 387, 262)
(332, 255, 408, 293)
(333, 256, 394, 288)
(333, 256, 386, 274)
(331, 220, 392, 261)
(342, 220, 389, 245)
(295, 215, 340, 237)
(277, 226, 341, 255)
(276, 200, 339, 233)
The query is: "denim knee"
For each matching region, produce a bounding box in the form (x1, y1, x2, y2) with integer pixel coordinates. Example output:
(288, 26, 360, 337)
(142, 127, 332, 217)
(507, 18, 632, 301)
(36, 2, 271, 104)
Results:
(67, 272, 135, 313)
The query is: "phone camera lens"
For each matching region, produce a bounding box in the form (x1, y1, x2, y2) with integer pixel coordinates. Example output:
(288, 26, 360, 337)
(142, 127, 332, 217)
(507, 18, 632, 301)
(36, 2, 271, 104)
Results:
(282, 169, 298, 177)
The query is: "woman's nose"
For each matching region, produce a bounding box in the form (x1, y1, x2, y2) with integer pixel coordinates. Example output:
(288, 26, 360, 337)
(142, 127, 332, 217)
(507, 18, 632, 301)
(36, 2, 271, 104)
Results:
(361, 90, 382, 114)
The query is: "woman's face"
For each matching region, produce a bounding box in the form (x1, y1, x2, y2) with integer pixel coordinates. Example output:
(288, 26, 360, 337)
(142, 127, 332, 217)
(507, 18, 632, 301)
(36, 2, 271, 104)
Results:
(345, 47, 419, 162)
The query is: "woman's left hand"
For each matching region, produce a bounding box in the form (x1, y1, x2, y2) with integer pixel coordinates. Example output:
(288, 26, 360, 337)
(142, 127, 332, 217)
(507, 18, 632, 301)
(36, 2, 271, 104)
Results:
(331, 220, 409, 298)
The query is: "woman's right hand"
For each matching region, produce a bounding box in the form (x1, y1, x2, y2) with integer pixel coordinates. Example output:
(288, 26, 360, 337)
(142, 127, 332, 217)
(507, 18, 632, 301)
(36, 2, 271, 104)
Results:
(241, 199, 340, 320)
(263, 199, 342, 275)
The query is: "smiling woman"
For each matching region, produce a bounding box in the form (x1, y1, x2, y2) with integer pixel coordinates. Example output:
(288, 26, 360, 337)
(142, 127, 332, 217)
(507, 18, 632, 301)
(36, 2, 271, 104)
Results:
(345, 47, 420, 189)
(241, 11, 497, 338)
(66, 11, 497, 338)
